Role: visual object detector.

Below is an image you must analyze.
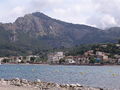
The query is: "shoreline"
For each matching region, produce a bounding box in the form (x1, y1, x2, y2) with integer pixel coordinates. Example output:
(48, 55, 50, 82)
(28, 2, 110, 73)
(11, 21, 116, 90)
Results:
(1, 63, 120, 66)
(0, 78, 103, 90)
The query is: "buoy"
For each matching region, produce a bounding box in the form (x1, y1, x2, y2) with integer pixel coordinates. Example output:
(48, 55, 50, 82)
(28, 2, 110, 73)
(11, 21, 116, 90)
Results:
(112, 73, 118, 77)
(108, 70, 112, 73)
(17, 68, 20, 71)
(80, 72, 84, 75)
(55, 70, 59, 72)
(32, 69, 35, 72)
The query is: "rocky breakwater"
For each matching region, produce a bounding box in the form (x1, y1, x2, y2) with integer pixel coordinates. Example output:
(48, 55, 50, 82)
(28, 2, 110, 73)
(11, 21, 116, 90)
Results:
(0, 78, 103, 90)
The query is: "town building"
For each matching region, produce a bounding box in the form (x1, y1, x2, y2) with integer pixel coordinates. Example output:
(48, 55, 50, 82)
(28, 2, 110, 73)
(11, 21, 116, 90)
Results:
(96, 51, 109, 62)
(74, 56, 89, 64)
(25, 55, 39, 62)
(84, 50, 94, 56)
(47, 52, 65, 64)
(0, 57, 5, 64)
(65, 56, 76, 64)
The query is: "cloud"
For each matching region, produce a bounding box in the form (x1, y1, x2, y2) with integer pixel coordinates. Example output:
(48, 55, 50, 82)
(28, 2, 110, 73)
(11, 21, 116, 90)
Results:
(0, 0, 120, 29)
(87, 0, 120, 28)
(12, 6, 25, 15)
(101, 15, 117, 28)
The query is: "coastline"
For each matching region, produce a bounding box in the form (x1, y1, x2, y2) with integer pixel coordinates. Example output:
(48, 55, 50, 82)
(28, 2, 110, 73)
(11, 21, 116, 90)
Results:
(0, 78, 103, 90)
(1, 63, 120, 66)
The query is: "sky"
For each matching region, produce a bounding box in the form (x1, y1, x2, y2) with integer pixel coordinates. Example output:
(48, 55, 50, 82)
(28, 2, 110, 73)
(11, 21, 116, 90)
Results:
(0, 0, 120, 29)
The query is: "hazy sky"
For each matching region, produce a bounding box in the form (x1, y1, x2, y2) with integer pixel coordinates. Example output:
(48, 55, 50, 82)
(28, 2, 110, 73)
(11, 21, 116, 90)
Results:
(0, 0, 120, 29)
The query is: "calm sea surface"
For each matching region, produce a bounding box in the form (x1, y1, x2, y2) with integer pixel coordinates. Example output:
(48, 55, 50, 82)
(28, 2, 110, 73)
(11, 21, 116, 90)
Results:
(0, 64, 120, 89)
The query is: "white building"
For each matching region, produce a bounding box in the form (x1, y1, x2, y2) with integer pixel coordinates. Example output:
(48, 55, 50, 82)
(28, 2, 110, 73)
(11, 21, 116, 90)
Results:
(103, 55, 109, 61)
(0, 57, 4, 64)
(47, 52, 64, 64)
(25, 55, 39, 62)
(66, 59, 76, 64)
(116, 44, 120, 47)
(96, 51, 103, 56)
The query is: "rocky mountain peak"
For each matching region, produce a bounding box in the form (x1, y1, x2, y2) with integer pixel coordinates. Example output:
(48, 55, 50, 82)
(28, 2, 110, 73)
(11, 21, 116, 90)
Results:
(32, 12, 51, 20)
(0, 12, 119, 54)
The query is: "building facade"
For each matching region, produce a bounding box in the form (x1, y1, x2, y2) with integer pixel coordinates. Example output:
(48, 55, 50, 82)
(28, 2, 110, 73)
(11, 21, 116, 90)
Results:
(47, 52, 64, 64)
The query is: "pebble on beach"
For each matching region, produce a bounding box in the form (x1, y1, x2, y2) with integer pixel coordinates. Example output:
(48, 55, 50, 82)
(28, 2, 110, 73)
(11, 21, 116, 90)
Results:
(0, 78, 104, 90)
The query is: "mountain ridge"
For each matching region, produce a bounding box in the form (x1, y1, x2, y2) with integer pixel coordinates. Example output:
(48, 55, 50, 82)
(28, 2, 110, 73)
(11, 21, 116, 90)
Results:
(0, 12, 120, 56)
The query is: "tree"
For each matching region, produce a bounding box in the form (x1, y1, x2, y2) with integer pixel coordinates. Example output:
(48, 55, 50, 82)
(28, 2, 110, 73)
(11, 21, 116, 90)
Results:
(2, 59, 9, 63)
(30, 57, 36, 62)
(118, 39, 120, 44)
(89, 57, 96, 64)
(59, 58, 65, 64)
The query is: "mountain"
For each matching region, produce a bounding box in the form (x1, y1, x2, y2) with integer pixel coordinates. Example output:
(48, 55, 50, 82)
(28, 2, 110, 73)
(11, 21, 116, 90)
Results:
(0, 12, 120, 56)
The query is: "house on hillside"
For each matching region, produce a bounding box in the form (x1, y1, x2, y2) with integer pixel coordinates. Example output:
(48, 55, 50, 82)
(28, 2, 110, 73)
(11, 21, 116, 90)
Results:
(101, 44, 107, 48)
(116, 44, 120, 47)
(74, 56, 89, 64)
(113, 55, 120, 64)
(84, 50, 94, 56)
(102, 55, 109, 62)
(96, 51, 103, 56)
(94, 58, 102, 64)
(96, 51, 109, 62)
